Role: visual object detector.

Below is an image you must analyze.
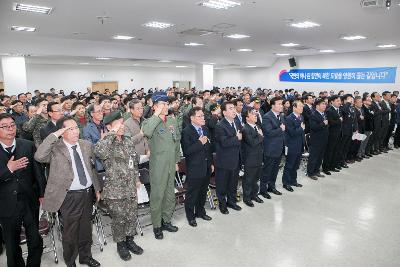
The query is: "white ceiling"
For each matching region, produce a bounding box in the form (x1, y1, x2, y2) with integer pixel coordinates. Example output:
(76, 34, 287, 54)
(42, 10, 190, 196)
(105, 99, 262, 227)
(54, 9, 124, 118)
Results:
(0, 0, 399, 67)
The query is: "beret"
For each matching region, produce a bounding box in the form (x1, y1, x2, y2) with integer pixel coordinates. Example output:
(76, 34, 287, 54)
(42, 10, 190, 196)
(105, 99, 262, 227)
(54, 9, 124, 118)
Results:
(103, 110, 122, 125)
(151, 92, 169, 103)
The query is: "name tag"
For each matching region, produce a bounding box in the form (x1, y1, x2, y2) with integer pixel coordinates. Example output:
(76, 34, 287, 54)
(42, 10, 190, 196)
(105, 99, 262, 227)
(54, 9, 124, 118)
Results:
(128, 156, 134, 169)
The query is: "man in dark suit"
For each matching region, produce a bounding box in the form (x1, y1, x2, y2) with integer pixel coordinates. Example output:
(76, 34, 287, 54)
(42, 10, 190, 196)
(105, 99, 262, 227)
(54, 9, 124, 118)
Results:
(0, 113, 46, 267)
(323, 95, 342, 174)
(241, 107, 264, 207)
(39, 102, 63, 141)
(338, 94, 358, 165)
(307, 98, 329, 180)
(233, 98, 244, 130)
(380, 91, 392, 151)
(260, 97, 285, 197)
(370, 92, 383, 154)
(302, 94, 315, 134)
(215, 101, 242, 214)
(181, 107, 213, 226)
(35, 116, 101, 267)
(282, 100, 305, 192)
(361, 95, 374, 157)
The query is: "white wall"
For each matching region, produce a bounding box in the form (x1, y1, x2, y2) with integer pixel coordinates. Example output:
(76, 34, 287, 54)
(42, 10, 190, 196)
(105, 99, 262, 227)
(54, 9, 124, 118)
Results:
(25, 64, 196, 94)
(215, 49, 400, 93)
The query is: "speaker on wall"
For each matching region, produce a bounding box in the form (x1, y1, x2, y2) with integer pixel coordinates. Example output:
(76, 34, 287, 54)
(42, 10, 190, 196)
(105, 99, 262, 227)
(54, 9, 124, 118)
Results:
(288, 57, 297, 68)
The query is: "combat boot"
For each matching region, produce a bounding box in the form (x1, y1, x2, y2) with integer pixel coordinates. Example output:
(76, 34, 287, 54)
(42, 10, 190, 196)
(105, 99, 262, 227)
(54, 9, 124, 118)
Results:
(161, 220, 179, 232)
(117, 241, 131, 261)
(126, 236, 144, 255)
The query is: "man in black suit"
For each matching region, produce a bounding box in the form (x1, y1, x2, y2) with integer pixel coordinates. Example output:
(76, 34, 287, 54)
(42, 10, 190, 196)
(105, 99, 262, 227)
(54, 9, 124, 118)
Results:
(233, 98, 244, 130)
(241, 107, 264, 207)
(302, 94, 315, 134)
(40, 102, 63, 141)
(282, 100, 305, 192)
(307, 98, 329, 180)
(322, 95, 342, 175)
(361, 95, 374, 157)
(260, 97, 285, 197)
(215, 101, 242, 214)
(338, 94, 358, 165)
(380, 91, 392, 151)
(181, 107, 213, 227)
(370, 92, 383, 154)
(0, 113, 46, 267)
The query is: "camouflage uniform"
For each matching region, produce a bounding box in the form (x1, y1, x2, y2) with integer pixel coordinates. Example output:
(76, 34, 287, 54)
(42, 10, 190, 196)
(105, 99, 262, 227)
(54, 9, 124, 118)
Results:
(94, 133, 140, 242)
(22, 114, 48, 147)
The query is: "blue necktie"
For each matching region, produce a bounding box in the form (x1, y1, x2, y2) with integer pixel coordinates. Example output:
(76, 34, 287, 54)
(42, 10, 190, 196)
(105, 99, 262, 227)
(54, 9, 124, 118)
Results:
(197, 127, 203, 136)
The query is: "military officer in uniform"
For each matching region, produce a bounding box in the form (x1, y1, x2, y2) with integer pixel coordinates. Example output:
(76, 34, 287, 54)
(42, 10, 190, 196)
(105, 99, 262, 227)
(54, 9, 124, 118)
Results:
(142, 92, 181, 240)
(94, 111, 144, 261)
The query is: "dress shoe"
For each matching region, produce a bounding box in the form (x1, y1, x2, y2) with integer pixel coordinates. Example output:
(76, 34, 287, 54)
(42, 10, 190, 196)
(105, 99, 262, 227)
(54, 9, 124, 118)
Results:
(260, 192, 271, 199)
(283, 185, 294, 192)
(315, 173, 325, 178)
(382, 150, 388, 153)
(336, 166, 342, 170)
(153, 228, 164, 240)
(308, 175, 318, 180)
(323, 170, 331, 175)
(372, 151, 379, 155)
(79, 257, 101, 267)
(355, 157, 363, 162)
(341, 164, 349, 168)
(126, 236, 143, 255)
(161, 221, 178, 232)
(243, 200, 254, 207)
(363, 155, 370, 159)
(293, 183, 303, 187)
(117, 242, 132, 261)
(227, 203, 242, 211)
(196, 214, 212, 221)
(188, 220, 197, 227)
(219, 206, 229, 214)
(268, 188, 282, 195)
(252, 196, 264, 203)
(331, 168, 340, 172)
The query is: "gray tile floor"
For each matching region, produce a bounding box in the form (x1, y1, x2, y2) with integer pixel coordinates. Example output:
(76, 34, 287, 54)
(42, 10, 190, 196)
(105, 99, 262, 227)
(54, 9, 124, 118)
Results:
(2, 149, 400, 267)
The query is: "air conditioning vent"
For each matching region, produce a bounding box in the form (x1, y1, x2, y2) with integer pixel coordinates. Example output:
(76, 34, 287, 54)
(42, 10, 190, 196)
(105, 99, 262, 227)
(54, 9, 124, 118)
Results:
(361, 0, 383, 8)
(290, 46, 314, 51)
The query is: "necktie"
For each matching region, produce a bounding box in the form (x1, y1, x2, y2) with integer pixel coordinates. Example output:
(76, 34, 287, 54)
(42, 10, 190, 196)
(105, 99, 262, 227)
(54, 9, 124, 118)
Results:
(197, 127, 203, 136)
(254, 126, 258, 132)
(277, 114, 281, 122)
(71, 145, 88, 186)
(5, 145, 14, 154)
(231, 122, 236, 130)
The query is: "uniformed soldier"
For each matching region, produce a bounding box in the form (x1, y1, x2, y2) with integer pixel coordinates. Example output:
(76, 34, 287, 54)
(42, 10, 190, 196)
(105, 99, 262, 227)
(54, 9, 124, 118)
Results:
(142, 92, 181, 240)
(94, 111, 144, 261)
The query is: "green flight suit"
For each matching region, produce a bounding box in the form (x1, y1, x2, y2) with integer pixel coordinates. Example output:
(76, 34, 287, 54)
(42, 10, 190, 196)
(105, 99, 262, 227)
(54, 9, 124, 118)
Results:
(142, 115, 181, 228)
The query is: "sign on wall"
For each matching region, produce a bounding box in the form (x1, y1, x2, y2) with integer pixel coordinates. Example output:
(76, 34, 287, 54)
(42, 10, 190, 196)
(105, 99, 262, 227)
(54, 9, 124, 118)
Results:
(279, 67, 397, 83)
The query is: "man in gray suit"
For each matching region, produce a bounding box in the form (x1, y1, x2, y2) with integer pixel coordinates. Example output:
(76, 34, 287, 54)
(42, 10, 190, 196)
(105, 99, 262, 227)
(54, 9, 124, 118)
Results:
(35, 116, 102, 267)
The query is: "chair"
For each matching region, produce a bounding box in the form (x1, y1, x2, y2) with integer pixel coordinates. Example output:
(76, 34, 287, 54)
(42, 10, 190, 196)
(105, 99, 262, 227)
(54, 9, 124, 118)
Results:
(300, 134, 311, 175)
(175, 157, 187, 206)
(21, 212, 58, 264)
(92, 205, 106, 251)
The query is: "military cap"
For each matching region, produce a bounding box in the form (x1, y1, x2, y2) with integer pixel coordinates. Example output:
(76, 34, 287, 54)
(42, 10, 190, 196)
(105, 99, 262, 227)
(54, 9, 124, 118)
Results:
(103, 110, 122, 125)
(151, 92, 169, 103)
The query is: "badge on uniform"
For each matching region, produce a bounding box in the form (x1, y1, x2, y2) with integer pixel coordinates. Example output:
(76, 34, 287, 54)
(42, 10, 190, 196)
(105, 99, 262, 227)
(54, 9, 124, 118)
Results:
(128, 156, 134, 169)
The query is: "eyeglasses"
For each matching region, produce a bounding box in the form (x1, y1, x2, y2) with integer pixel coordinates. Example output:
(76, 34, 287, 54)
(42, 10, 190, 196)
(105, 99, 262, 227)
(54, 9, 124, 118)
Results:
(0, 123, 17, 130)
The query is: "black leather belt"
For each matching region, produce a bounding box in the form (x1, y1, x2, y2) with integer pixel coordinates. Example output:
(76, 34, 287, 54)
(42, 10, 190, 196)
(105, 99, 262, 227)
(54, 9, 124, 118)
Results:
(68, 186, 93, 193)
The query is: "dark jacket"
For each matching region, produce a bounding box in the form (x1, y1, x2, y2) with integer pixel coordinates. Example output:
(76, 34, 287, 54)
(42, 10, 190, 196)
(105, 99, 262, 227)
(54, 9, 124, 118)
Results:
(215, 118, 241, 170)
(261, 110, 285, 158)
(284, 113, 305, 155)
(40, 121, 59, 142)
(241, 123, 264, 167)
(0, 138, 46, 218)
(370, 101, 382, 129)
(309, 110, 329, 147)
(325, 105, 342, 137)
(181, 124, 212, 180)
(355, 107, 366, 134)
(362, 105, 374, 132)
(340, 103, 358, 135)
(302, 104, 313, 134)
(380, 100, 391, 127)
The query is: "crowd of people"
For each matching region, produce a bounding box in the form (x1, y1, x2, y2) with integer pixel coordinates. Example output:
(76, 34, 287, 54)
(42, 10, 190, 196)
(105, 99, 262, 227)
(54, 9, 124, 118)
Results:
(0, 86, 399, 267)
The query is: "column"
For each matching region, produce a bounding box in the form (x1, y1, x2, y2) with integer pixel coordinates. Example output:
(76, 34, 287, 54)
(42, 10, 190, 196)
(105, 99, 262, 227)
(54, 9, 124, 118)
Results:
(195, 64, 214, 91)
(1, 56, 28, 95)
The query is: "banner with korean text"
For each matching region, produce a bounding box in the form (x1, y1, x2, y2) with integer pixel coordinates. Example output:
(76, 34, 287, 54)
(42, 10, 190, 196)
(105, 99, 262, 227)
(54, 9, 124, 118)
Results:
(279, 67, 397, 83)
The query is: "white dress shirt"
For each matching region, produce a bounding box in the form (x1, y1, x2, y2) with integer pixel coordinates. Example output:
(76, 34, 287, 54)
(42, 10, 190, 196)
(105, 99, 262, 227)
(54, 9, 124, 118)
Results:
(1, 138, 16, 153)
(63, 140, 93, 190)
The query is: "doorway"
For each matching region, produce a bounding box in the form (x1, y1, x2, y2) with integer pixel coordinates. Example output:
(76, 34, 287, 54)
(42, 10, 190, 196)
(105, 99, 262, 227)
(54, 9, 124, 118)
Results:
(173, 81, 191, 90)
(92, 81, 118, 94)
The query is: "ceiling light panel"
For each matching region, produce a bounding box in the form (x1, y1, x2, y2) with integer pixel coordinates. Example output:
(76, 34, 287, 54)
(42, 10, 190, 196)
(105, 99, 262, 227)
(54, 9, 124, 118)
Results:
(341, 35, 367, 40)
(143, 21, 174, 29)
(290, 21, 320, 28)
(96, 57, 111, 60)
(281, 43, 299, 47)
(237, 48, 253, 52)
(176, 65, 188, 68)
(184, 42, 204, 46)
(275, 53, 290, 56)
(377, 44, 397, 48)
(113, 35, 134, 40)
(319, 49, 335, 53)
(226, 34, 250, 39)
(11, 26, 36, 32)
(13, 3, 53, 14)
(199, 0, 241, 10)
